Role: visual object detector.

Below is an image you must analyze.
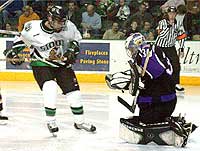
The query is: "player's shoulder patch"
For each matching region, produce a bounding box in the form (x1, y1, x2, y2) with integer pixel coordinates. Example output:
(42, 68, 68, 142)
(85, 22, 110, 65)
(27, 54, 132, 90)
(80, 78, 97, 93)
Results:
(24, 22, 32, 32)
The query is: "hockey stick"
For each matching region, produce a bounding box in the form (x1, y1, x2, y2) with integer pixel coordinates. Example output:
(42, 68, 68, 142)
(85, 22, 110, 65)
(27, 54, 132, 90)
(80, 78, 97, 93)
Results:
(0, 0, 15, 12)
(118, 96, 134, 113)
(0, 58, 31, 62)
(0, 57, 63, 62)
(118, 90, 139, 114)
(0, 29, 20, 36)
(0, 57, 70, 66)
(128, 60, 139, 96)
(117, 60, 140, 114)
(141, 48, 152, 77)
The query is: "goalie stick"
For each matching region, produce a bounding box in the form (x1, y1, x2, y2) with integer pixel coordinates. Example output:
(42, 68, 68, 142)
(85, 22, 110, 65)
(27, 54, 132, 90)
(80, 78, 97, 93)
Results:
(141, 48, 152, 77)
(118, 60, 140, 113)
(141, 46, 152, 77)
(128, 60, 139, 96)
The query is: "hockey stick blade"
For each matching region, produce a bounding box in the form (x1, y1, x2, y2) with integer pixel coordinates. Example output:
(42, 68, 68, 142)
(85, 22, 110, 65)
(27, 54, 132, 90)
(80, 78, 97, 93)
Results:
(117, 96, 134, 113)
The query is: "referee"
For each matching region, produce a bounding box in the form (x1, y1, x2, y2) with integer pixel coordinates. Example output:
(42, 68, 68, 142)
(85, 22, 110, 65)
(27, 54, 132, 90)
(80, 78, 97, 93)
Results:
(155, 6, 186, 91)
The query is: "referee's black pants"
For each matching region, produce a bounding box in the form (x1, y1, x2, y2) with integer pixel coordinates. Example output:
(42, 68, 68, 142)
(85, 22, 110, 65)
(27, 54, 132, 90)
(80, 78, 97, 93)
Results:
(156, 46, 180, 85)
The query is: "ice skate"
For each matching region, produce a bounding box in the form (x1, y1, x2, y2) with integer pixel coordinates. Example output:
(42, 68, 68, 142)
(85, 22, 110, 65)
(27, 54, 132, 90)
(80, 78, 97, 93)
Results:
(47, 120, 59, 137)
(74, 122, 96, 132)
(175, 84, 185, 92)
(0, 113, 8, 125)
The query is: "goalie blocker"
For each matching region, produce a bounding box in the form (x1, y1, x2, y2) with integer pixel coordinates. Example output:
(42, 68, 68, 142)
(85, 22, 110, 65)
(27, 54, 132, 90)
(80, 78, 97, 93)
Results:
(119, 116, 197, 147)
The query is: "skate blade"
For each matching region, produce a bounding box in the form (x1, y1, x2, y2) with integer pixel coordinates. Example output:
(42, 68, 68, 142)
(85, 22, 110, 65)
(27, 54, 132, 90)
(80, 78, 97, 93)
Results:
(176, 90, 185, 94)
(0, 121, 8, 125)
(52, 132, 58, 137)
(79, 128, 96, 133)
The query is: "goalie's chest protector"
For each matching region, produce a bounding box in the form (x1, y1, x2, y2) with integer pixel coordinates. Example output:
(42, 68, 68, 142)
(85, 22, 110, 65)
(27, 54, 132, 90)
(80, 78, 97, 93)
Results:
(21, 20, 81, 59)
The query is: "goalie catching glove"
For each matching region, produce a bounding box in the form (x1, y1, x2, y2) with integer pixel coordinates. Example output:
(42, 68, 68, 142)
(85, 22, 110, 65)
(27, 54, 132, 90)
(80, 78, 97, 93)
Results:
(3, 48, 24, 65)
(63, 40, 80, 64)
(105, 70, 131, 90)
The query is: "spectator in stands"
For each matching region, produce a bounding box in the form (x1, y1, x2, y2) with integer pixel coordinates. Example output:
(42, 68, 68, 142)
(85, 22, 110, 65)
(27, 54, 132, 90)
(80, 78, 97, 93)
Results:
(187, 0, 200, 40)
(81, 4, 102, 39)
(106, 0, 119, 21)
(96, 0, 110, 17)
(67, 1, 82, 29)
(125, 2, 153, 30)
(187, 0, 200, 15)
(148, 0, 166, 11)
(102, 22, 125, 39)
(140, 21, 154, 40)
(96, 0, 117, 36)
(149, 5, 163, 30)
(30, 0, 46, 19)
(2, 0, 23, 24)
(5, 22, 12, 30)
(0, 22, 14, 37)
(18, 5, 40, 32)
(79, 0, 95, 13)
(125, 19, 139, 37)
(128, 0, 141, 15)
(176, 5, 193, 40)
(116, 0, 130, 22)
(39, 0, 54, 20)
(160, 0, 185, 13)
(80, 0, 94, 6)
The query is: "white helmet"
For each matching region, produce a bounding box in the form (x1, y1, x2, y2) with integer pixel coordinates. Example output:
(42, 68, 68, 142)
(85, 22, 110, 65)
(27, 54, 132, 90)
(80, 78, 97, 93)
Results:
(125, 32, 146, 58)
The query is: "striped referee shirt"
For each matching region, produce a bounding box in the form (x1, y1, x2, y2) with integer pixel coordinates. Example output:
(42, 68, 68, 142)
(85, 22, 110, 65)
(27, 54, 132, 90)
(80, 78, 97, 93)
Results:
(155, 19, 185, 49)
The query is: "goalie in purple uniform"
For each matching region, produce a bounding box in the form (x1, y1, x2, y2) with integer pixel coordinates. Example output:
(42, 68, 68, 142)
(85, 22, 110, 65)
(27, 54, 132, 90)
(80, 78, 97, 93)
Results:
(106, 33, 197, 147)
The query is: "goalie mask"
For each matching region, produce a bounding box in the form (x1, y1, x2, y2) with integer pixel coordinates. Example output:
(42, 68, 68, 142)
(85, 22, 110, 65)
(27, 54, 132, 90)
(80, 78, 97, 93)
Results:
(48, 6, 67, 32)
(125, 33, 146, 60)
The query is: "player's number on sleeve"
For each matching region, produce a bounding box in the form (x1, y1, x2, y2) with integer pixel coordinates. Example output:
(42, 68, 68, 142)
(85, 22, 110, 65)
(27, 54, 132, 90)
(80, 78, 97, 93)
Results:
(141, 48, 152, 57)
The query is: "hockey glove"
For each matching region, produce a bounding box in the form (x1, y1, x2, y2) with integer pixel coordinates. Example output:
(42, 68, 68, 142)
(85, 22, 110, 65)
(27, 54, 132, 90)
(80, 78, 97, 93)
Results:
(3, 49, 24, 65)
(63, 40, 80, 64)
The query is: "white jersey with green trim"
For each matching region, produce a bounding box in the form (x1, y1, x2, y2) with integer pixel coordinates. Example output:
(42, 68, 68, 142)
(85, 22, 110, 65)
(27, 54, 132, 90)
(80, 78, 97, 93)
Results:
(19, 20, 82, 67)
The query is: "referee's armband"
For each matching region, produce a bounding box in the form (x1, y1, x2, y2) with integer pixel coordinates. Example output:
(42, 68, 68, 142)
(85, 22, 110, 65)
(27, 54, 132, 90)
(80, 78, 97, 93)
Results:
(177, 31, 187, 40)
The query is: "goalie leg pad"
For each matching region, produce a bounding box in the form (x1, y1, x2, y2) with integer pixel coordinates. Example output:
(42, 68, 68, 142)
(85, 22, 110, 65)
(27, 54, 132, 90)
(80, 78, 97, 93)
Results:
(119, 117, 143, 144)
(119, 116, 192, 147)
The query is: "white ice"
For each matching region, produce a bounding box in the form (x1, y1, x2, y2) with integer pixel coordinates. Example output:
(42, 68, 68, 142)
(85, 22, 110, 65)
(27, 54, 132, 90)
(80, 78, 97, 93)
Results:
(0, 82, 200, 151)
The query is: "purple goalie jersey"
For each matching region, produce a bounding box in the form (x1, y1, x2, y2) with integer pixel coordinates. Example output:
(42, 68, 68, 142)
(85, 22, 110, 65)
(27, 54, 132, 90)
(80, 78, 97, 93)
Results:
(138, 44, 173, 79)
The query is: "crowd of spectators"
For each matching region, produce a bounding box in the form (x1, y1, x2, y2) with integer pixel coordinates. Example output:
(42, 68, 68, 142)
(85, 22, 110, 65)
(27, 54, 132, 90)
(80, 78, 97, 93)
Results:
(0, 0, 200, 40)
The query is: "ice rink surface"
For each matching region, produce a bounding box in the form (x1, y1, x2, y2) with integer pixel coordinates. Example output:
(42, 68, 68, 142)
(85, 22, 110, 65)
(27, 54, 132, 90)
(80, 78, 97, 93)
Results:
(0, 81, 200, 151)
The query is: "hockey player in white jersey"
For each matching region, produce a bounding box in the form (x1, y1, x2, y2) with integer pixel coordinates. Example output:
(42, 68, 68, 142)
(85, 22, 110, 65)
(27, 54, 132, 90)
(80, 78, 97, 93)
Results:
(3, 6, 96, 135)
